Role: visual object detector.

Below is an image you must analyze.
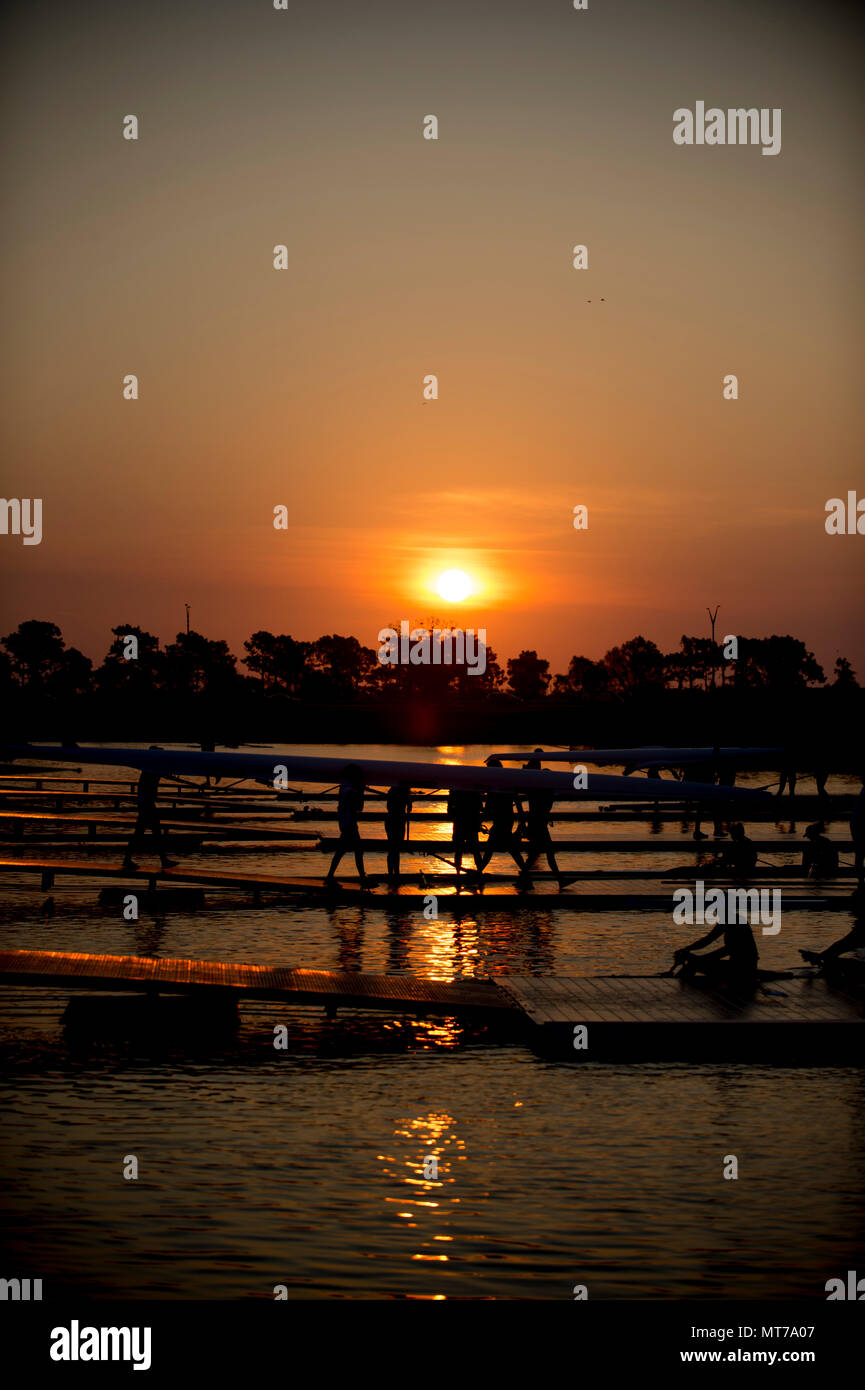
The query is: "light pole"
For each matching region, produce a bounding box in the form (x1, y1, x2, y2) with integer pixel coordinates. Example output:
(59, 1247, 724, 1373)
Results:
(185, 604, 191, 635)
(706, 605, 720, 761)
(706, 606, 720, 688)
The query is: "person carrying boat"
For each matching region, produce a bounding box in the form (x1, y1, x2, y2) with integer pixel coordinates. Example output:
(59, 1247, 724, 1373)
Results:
(777, 758, 797, 798)
(518, 757, 562, 879)
(325, 764, 367, 884)
(384, 782, 412, 879)
(478, 759, 526, 872)
(122, 770, 178, 872)
(447, 787, 484, 876)
(673, 914, 759, 988)
(689, 759, 717, 840)
(801, 822, 839, 879)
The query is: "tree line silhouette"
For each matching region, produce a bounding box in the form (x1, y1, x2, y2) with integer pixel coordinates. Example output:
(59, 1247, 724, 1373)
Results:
(1, 619, 858, 705)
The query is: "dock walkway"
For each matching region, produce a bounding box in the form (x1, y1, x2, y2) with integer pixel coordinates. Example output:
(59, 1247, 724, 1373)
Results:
(0, 949, 861, 1059)
(0, 857, 855, 909)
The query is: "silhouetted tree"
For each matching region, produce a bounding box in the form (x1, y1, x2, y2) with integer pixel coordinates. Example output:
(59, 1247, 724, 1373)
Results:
(506, 650, 550, 700)
(96, 625, 164, 697)
(833, 656, 858, 687)
(306, 634, 377, 699)
(2, 620, 67, 687)
(603, 636, 665, 693)
(734, 636, 825, 690)
(162, 631, 238, 695)
(552, 654, 609, 698)
(244, 631, 309, 695)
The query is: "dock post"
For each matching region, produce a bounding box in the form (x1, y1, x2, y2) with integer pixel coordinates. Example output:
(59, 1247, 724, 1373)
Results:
(40, 870, 54, 889)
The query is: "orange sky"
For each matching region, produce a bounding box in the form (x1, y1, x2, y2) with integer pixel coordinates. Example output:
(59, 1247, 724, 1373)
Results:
(1, 0, 863, 676)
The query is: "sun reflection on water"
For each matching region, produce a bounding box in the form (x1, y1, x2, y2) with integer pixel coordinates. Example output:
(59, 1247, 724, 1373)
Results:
(377, 1109, 469, 1297)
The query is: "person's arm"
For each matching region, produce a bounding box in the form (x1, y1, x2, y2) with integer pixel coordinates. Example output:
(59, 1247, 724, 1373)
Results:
(674, 924, 725, 959)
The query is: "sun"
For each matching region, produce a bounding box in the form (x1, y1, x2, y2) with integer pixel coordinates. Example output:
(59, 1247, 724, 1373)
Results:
(436, 569, 472, 603)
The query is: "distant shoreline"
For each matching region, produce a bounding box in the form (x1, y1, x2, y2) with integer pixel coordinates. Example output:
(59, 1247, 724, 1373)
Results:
(9, 686, 864, 760)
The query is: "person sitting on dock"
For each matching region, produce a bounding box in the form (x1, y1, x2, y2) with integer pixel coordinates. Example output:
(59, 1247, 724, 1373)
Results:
(479, 759, 526, 873)
(384, 782, 412, 879)
(325, 764, 368, 885)
(122, 770, 178, 872)
(447, 787, 484, 878)
(673, 914, 759, 990)
(801, 822, 839, 879)
(800, 886, 865, 969)
(711, 822, 758, 877)
(518, 757, 562, 881)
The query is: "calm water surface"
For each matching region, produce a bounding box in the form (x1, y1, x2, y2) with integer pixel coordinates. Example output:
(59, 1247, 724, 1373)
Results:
(1, 745, 862, 1299)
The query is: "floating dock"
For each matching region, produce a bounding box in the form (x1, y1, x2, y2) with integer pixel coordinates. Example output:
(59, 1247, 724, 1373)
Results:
(0, 948, 861, 1060)
(0, 857, 854, 909)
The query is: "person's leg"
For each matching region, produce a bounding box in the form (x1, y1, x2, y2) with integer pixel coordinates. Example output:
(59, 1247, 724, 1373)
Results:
(682, 946, 727, 979)
(452, 831, 464, 873)
(326, 840, 346, 878)
(508, 836, 526, 871)
(542, 830, 560, 874)
(523, 835, 540, 869)
(123, 814, 145, 867)
(151, 811, 177, 869)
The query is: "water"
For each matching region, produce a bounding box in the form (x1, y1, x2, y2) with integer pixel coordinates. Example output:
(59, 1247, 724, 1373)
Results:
(1, 745, 862, 1299)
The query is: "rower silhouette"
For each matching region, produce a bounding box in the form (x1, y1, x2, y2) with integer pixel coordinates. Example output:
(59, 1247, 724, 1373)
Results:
(519, 755, 562, 880)
(447, 787, 484, 878)
(801, 886, 865, 967)
(479, 759, 526, 873)
(673, 912, 759, 989)
(384, 782, 412, 879)
(690, 759, 717, 840)
(709, 822, 757, 877)
(122, 770, 177, 871)
(325, 764, 367, 884)
(801, 822, 839, 879)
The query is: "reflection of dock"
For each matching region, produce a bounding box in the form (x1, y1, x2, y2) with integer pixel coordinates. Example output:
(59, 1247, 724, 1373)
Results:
(0, 857, 854, 909)
(0, 948, 861, 1060)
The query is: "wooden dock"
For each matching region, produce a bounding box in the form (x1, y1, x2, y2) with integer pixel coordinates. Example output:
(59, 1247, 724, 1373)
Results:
(497, 974, 865, 1060)
(0, 948, 514, 1018)
(0, 948, 861, 1059)
(0, 810, 318, 840)
(0, 857, 855, 909)
(315, 835, 854, 855)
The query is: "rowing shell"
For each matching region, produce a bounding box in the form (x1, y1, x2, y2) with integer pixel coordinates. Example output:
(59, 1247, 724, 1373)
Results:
(2, 745, 769, 802)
